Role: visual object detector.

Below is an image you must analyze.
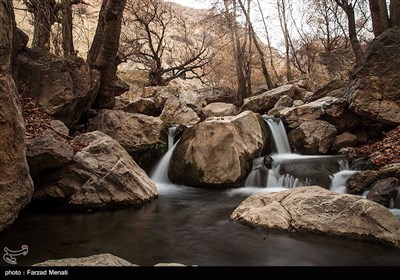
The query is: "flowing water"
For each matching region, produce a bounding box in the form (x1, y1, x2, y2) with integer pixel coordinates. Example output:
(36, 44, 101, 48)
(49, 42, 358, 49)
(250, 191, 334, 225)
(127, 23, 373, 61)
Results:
(1, 121, 399, 266)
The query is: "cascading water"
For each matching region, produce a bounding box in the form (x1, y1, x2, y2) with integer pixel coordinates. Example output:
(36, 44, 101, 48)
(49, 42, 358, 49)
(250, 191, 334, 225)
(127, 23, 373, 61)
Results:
(168, 126, 177, 150)
(150, 127, 183, 195)
(240, 116, 356, 195)
(263, 116, 291, 154)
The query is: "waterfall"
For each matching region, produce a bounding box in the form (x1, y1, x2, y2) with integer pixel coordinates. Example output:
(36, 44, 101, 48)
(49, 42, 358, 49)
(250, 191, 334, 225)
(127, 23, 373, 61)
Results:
(150, 142, 178, 184)
(151, 127, 179, 184)
(329, 170, 357, 194)
(263, 116, 291, 154)
(168, 126, 177, 150)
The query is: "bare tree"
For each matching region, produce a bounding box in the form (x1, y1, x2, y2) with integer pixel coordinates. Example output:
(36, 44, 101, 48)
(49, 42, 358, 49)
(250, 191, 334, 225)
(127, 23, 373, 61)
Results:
(334, 0, 364, 65)
(237, 0, 274, 89)
(121, 0, 213, 86)
(87, 0, 127, 109)
(369, 0, 400, 37)
(222, 0, 247, 104)
(22, 0, 59, 51)
(277, 0, 294, 81)
(256, 0, 282, 84)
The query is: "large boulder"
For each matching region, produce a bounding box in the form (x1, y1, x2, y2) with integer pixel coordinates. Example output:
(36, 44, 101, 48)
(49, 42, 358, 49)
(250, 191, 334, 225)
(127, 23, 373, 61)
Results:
(346, 27, 400, 125)
(278, 97, 359, 132)
(0, 74, 33, 231)
(34, 254, 135, 267)
(14, 49, 100, 127)
(231, 186, 400, 248)
(288, 120, 337, 155)
(26, 134, 74, 177)
(160, 96, 200, 126)
(194, 87, 237, 104)
(88, 110, 167, 155)
(241, 85, 295, 114)
(202, 102, 238, 118)
(169, 111, 268, 188)
(122, 97, 158, 116)
(33, 131, 157, 209)
(307, 49, 354, 93)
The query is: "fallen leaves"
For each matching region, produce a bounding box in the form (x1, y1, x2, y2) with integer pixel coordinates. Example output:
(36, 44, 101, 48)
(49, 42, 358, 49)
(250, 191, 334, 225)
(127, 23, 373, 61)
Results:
(21, 95, 53, 140)
(350, 126, 400, 168)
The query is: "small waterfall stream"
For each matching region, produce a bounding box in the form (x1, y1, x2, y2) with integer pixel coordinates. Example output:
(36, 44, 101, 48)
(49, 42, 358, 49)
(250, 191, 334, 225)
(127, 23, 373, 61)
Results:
(238, 116, 357, 195)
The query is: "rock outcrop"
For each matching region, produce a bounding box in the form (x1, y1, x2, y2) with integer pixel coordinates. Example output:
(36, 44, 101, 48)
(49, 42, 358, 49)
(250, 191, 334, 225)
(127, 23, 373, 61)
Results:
(277, 97, 359, 132)
(307, 49, 354, 93)
(88, 109, 167, 155)
(202, 102, 238, 118)
(347, 170, 380, 195)
(241, 85, 295, 114)
(34, 254, 135, 266)
(367, 177, 399, 207)
(14, 49, 100, 127)
(231, 187, 400, 248)
(160, 96, 200, 126)
(288, 120, 337, 154)
(33, 131, 157, 209)
(26, 134, 74, 177)
(346, 27, 400, 125)
(169, 111, 268, 188)
(0, 14, 33, 231)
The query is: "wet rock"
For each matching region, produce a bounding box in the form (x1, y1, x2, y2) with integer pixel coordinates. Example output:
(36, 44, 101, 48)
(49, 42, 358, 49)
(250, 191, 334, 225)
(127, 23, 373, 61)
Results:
(169, 111, 268, 188)
(231, 186, 400, 248)
(367, 178, 399, 207)
(347, 170, 380, 195)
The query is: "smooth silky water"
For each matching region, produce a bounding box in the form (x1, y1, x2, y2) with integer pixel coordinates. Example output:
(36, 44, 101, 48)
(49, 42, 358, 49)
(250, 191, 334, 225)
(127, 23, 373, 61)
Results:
(1, 121, 399, 266)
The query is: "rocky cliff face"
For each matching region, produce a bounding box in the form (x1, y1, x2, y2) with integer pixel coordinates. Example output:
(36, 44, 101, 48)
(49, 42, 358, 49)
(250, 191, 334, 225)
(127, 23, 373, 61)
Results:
(346, 27, 400, 125)
(0, 1, 33, 231)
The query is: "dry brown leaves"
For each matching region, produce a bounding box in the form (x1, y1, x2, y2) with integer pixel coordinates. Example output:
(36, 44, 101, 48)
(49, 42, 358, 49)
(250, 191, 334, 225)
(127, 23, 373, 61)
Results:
(350, 126, 400, 168)
(21, 95, 53, 140)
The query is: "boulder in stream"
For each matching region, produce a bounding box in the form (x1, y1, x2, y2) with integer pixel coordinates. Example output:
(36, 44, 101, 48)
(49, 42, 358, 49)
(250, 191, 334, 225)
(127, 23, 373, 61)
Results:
(34, 131, 158, 209)
(169, 111, 268, 188)
(231, 186, 400, 249)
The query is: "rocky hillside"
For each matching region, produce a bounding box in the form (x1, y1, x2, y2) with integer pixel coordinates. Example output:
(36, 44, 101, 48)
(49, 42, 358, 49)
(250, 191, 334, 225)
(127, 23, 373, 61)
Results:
(13, 0, 283, 91)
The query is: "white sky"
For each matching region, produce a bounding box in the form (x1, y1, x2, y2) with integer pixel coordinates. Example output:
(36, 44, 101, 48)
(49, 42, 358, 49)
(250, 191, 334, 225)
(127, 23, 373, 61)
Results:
(167, 0, 213, 9)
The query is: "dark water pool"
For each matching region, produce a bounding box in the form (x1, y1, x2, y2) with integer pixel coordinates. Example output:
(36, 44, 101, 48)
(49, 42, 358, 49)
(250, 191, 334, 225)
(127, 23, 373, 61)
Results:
(1, 185, 399, 266)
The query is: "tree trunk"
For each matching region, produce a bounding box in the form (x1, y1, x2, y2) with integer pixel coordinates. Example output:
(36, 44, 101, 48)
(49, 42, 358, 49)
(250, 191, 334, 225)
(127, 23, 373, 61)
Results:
(369, 0, 390, 37)
(87, 0, 126, 109)
(238, 0, 274, 90)
(31, 0, 57, 52)
(61, 0, 75, 56)
(256, 0, 281, 85)
(277, 0, 293, 82)
(346, 4, 365, 66)
(0, 0, 33, 231)
(390, 0, 400, 27)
